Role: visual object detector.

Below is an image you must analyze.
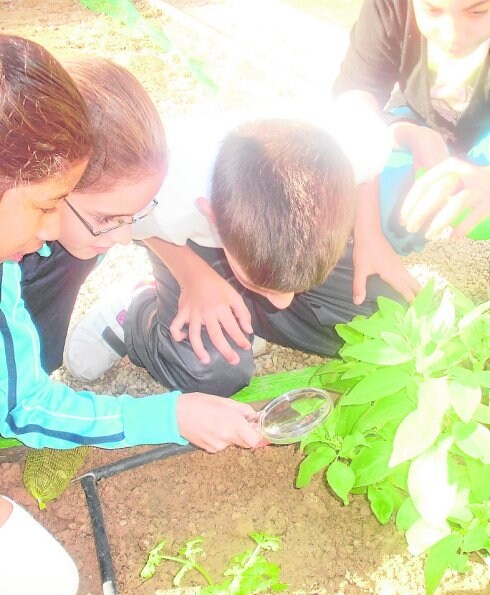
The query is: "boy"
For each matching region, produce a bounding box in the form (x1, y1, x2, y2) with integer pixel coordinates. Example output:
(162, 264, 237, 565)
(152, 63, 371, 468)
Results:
(64, 115, 402, 396)
(332, 0, 490, 303)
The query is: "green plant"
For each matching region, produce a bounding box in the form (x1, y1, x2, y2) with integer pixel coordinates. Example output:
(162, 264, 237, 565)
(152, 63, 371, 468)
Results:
(80, 0, 217, 89)
(140, 532, 287, 594)
(296, 282, 490, 594)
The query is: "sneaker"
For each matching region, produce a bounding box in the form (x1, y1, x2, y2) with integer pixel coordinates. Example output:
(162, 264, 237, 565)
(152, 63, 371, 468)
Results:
(252, 335, 267, 357)
(63, 277, 155, 382)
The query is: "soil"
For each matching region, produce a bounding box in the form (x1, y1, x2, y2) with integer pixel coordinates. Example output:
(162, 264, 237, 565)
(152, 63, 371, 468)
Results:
(1, 1, 489, 594)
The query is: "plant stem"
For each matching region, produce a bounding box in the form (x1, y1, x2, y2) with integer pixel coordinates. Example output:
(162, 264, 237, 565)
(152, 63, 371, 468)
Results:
(161, 555, 214, 585)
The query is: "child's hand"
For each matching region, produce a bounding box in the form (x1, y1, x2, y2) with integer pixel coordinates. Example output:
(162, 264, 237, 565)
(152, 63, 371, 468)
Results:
(401, 157, 490, 240)
(353, 230, 420, 305)
(176, 393, 266, 453)
(353, 180, 420, 305)
(390, 122, 450, 171)
(170, 269, 253, 366)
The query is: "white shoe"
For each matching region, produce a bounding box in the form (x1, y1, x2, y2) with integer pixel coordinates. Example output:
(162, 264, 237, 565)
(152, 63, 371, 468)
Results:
(63, 293, 129, 382)
(64, 277, 157, 381)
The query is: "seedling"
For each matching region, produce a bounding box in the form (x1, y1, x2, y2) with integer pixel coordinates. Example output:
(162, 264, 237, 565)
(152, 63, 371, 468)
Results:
(140, 532, 287, 594)
(296, 282, 490, 594)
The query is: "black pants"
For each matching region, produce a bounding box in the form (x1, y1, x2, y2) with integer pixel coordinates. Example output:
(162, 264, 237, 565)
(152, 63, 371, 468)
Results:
(124, 241, 403, 396)
(21, 242, 98, 374)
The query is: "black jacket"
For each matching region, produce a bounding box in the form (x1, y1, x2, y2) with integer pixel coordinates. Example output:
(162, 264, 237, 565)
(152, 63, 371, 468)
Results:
(333, 0, 490, 153)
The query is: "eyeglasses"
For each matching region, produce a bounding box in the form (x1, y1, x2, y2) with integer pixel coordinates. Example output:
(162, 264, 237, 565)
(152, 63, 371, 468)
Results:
(65, 199, 158, 237)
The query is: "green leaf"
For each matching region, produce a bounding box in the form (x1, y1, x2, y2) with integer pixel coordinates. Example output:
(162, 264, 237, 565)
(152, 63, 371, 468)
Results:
(428, 287, 456, 341)
(447, 381, 482, 423)
(389, 378, 450, 467)
(341, 368, 413, 406)
(411, 280, 435, 318)
(466, 458, 490, 501)
(396, 498, 420, 532)
(326, 461, 355, 505)
(339, 431, 369, 458)
(377, 295, 407, 318)
(355, 393, 415, 434)
(462, 525, 490, 552)
(474, 404, 490, 424)
(380, 331, 413, 355)
(348, 317, 392, 339)
(448, 368, 490, 389)
(186, 57, 218, 91)
(335, 404, 370, 437)
(455, 423, 490, 464)
(336, 323, 364, 345)
(296, 445, 336, 488)
(425, 534, 463, 595)
(341, 339, 414, 365)
(367, 484, 395, 524)
(341, 362, 377, 380)
(458, 299, 490, 330)
(350, 441, 393, 487)
(407, 438, 456, 528)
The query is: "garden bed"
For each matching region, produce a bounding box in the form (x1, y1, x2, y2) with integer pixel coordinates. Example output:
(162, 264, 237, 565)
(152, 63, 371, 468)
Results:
(1, 1, 489, 593)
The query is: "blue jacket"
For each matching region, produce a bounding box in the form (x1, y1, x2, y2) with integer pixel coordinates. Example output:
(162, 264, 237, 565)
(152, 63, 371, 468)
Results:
(0, 260, 187, 449)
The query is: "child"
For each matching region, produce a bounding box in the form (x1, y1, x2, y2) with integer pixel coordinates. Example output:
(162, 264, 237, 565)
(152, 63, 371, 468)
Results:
(332, 0, 490, 301)
(64, 114, 403, 396)
(21, 56, 167, 374)
(0, 32, 91, 595)
(2, 52, 264, 453)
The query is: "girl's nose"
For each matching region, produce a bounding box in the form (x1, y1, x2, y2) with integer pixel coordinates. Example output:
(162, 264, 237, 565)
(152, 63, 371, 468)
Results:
(106, 223, 133, 246)
(38, 210, 62, 242)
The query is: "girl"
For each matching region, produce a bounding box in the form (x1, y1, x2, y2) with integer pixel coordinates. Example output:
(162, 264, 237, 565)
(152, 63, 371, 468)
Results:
(0, 33, 91, 595)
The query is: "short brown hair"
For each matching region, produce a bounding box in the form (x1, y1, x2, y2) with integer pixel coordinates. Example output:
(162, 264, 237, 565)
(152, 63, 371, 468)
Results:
(0, 34, 92, 197)
(211, 119, 355, 292)
(65, 57, 167, 192)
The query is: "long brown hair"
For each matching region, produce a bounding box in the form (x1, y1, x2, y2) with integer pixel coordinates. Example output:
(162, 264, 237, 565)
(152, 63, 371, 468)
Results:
(0, 34, 92, 197)
(65, 57, 167, 192)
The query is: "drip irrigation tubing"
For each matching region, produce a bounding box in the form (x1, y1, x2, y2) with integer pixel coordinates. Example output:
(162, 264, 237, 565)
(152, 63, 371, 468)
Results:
(77, 443, 196, 594)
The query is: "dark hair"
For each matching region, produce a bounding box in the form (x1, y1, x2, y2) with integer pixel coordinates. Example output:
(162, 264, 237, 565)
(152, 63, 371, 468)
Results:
(65, 57, 167, 192)
(0, 34, 92, 197)
(211, 119, 355, 292)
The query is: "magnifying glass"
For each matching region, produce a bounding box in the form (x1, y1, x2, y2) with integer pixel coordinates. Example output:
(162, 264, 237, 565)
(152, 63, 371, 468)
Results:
(256, 388, 334, 444)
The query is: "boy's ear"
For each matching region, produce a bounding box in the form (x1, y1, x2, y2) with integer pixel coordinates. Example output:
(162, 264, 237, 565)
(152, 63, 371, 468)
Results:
(196, 197, 216, 225)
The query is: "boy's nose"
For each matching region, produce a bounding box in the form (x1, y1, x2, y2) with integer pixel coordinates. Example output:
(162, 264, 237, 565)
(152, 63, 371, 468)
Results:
(266, 291, 294, 309)
(38, 210, 62, 242)
(437, 16, 460, 48)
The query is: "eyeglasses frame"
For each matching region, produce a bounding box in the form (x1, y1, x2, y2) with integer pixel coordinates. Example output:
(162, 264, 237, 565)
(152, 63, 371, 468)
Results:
(65, 199, 158, 237)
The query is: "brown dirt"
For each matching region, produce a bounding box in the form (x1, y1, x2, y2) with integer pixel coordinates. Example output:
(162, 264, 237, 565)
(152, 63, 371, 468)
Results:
(1, 1, 489, 594)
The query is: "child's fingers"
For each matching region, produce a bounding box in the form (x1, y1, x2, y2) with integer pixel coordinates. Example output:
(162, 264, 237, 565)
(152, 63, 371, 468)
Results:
(218, 309, 251, 351)
(231, 300, 253, 335)
(380, 267, 420, 303)
(403, 171, 460, 232)
(352, 265, 368, 306)
(188, 319, 211, 364)
(204, 318, 240, 365)
(425, 189, 470, 240)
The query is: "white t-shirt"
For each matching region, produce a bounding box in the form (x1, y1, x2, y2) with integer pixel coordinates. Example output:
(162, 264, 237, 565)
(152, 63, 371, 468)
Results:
(133, 108, 391, 246)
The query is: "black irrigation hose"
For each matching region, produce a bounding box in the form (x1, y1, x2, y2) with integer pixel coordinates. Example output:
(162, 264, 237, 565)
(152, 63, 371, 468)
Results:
(78, 443, 197, 595)
(78, 443, 196, 482)
(81, 474, 118, 595)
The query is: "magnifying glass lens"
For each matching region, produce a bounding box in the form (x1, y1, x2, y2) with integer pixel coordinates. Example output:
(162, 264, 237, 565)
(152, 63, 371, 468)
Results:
(258, 388, 333, 444)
